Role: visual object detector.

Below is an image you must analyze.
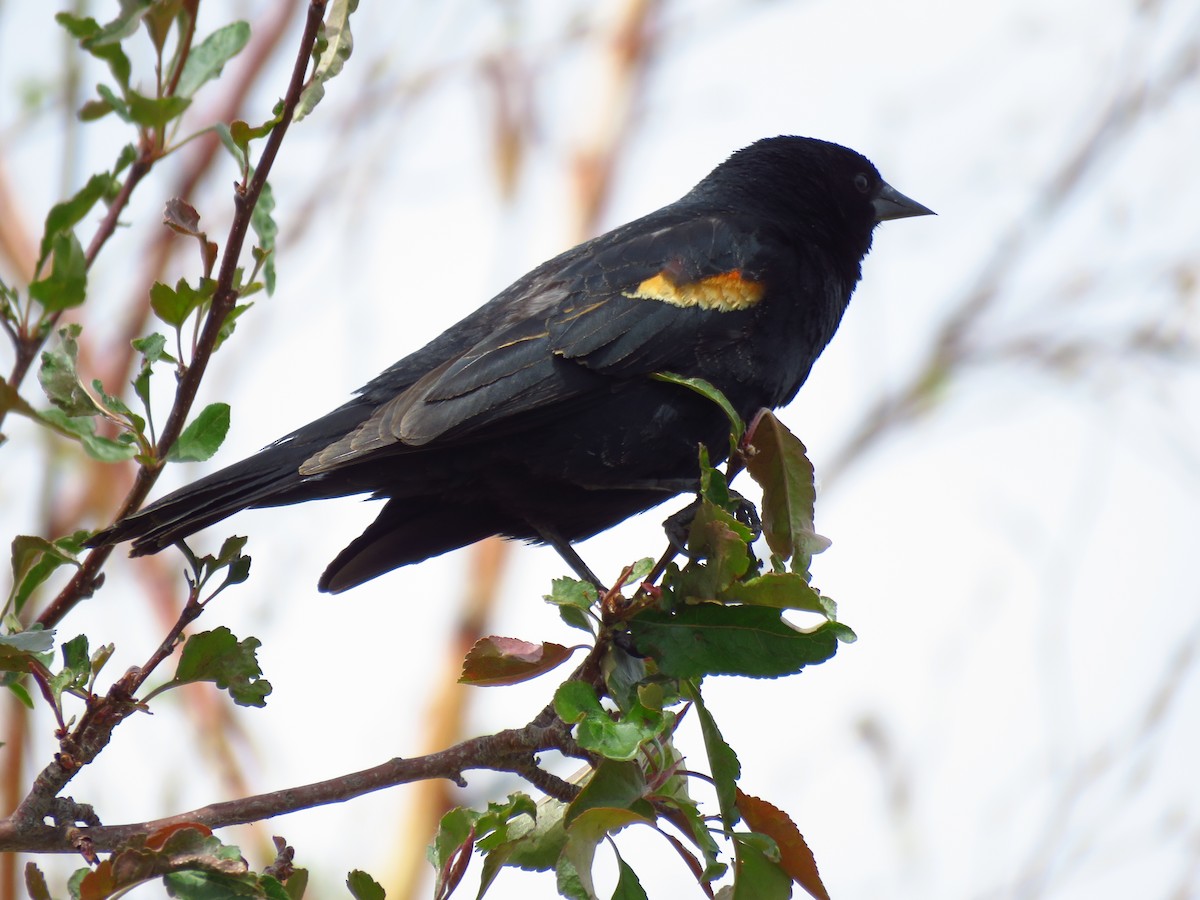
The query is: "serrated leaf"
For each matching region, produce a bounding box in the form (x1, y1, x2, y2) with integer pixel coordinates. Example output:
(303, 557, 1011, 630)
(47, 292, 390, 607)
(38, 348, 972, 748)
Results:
(459, 637, 573, 687)
(345, 870, 384, 900)
(167, 402, 230, 462)
(545, 577, 598, 611)
(175, 22, 251, 98)
(685, 681, 740, 832)
(24, 861, 52, 900)
(736, 790, 829, 900)
(722, 573, 832, 617)
(294, 0, 359, 122)
(731, 832, 792, 900)
(629, 605, 840, 679)
(172, 627, 270, 707)
(29, 231, 87, 312)
(744, 411, 830, 574)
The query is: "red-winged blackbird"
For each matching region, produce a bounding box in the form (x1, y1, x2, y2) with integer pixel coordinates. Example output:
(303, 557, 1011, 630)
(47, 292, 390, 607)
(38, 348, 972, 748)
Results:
(89, 136, 932, 592)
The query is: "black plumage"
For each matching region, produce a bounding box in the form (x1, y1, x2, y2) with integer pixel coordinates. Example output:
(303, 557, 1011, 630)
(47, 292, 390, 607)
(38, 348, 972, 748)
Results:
(88, 136, 933, 592)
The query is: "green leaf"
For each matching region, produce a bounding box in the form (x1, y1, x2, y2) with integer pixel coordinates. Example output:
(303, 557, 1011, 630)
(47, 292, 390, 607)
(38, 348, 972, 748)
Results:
(0, 629, 55, 655)
(744, 411, 830, 575)
(7, 682, 34, 709)
(629, 605, 841, 679)
(345, 870, 385, 900)
(9, 533, 86, 616)
(684, 681, 740, 832)
(172, 627, 271, 707)
(722, 573, 833, 617)
(610, 854, 649, 900)
(545, 576, 598, 634)
(96, 82, 131, 122)
(49, 634, 92, 706)
(150, 278, 209, 328)
(736, 790, 830, 900)
(55, 13, 132, 89)
(175, 22, 251, 98)
(125, 89, 191, 129)
(565, 760, 651, 827)
(653, 372, 745, 444)
(554, 681, 668, 762)
(477, 795, 568, 892)
(600, 644, 647, 713)
(29, 231, 87, 312)
(557, 806, 653, 900)
(294, 0, 360, 122)
(249, 180, 277, 295)
(459, 637, 574, 687)
(731, 832, 792, 900)
(672, 501, 753, 600)
(167, 402, 230, 462)
(37, 408, 138, 462)
(85, 0, 153, 48)
(132, 332, 170, 363)
(214, 301, 253, 351)
(36, 173, 110, 270)
(38, 325, 100, 416)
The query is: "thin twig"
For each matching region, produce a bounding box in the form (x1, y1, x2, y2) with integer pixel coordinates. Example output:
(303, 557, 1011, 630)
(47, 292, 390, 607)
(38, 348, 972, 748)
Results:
(35, 0, 328, 632)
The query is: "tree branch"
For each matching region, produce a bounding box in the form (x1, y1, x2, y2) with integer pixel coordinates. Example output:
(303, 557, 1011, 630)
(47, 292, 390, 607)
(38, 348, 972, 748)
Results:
(35, 0, 329, 631)
(0, 719, 578, 854)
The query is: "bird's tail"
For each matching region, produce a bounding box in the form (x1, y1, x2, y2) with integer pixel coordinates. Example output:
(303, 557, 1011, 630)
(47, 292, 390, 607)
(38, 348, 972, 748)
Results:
(317, 497, 512, 593)
(87, 400, 373, 556)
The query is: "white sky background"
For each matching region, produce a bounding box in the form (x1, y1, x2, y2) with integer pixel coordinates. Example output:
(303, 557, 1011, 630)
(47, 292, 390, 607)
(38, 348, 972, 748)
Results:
(2, 0, 1199, 898)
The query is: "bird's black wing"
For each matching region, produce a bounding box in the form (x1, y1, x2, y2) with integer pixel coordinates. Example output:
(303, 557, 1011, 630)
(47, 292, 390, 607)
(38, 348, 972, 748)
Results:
(302, 212, 774, 473)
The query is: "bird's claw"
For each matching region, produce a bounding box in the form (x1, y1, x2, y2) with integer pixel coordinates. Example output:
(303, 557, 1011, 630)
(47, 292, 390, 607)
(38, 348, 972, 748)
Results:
(662, 490, 761, 562)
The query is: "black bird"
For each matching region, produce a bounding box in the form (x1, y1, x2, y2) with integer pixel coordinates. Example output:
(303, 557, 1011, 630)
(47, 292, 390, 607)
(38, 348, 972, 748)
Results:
(89, 136, 933, 592)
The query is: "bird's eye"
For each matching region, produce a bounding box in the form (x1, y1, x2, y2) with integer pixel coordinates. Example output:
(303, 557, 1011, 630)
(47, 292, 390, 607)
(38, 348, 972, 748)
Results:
(853, 173, 872, 194)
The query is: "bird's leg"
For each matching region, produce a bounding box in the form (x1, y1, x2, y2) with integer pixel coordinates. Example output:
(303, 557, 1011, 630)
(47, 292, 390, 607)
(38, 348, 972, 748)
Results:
(534, 524, 607, 593)
(662, 490, 762, 561)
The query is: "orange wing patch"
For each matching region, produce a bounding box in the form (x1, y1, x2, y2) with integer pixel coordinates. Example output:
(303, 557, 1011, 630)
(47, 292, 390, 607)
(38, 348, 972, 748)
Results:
(623, 269, 764, 312)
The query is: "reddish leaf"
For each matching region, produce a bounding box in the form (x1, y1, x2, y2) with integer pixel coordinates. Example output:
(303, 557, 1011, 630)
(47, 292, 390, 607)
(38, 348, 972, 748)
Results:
(144, 822, 212, 851)
(163, 198, 201, 236)
(743, 410, 831, 570)
(78, 860, 117, 900)
(459, 636, 574, 686)
(736, 790, 829, 900)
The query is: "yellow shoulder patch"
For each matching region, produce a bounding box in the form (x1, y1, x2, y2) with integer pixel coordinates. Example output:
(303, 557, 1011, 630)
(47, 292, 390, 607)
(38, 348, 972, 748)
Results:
(623, 269, 764, 311)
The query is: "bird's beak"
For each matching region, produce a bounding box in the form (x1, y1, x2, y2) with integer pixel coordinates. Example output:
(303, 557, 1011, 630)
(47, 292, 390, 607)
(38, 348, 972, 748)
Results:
(873, 182, 935, 221)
